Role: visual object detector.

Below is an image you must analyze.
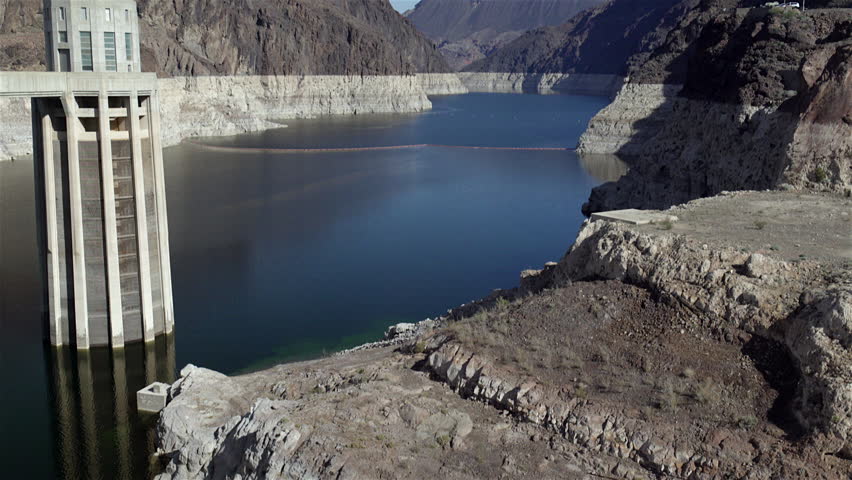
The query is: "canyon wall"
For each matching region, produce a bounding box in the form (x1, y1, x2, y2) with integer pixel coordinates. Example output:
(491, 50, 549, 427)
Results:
(406, 0, 605, 70)
(457, 72, 623, 96)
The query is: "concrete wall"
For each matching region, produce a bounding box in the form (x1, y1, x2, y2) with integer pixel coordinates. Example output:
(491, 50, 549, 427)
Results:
(44, 0, 141, 73)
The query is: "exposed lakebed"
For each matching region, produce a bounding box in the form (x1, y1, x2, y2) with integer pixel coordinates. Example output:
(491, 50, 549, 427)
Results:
(0, 93, 620, 478)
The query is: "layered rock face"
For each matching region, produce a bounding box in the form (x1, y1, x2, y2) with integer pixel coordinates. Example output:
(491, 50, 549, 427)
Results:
(157, 75, 435, 146)
(414, 73, 469, 95)
(406, 0, 605, 70)
(582, 8, 852, 212)
(456, 72, 623, 96)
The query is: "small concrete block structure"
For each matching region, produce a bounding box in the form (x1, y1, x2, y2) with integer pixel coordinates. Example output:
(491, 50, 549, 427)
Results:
(137, 382, 169, 413)
(590, 209, 679, 226)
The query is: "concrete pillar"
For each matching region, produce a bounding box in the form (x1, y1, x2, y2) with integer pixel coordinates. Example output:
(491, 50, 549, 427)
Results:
(98, 93, 125, 347)
(128, 91, 155, 342)
(34, 99, 65, 346)
(148, 91, 175, 333)
(61, 93, 90, 349)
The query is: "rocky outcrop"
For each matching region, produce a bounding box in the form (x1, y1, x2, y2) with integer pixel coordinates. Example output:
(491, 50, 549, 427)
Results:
(581, 8, 852, 212)
(0, 95, 32, 159)
(406, 0, 605, 70)
(155, 191, 851, 478)
(457, 72, 623, 96)
(783, 288, 852, 457)
(552, 196, 852, 456)
(0, 0, 451, 76)
(577, 83, 683, 155)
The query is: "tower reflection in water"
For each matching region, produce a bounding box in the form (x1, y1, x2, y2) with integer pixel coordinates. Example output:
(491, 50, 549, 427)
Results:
(47, 334, 176, 480)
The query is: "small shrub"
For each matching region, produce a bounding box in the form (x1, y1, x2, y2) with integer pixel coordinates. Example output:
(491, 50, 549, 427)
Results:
(657, 219, 674, 231)
(413, 341, 426, 354)
(737, 415, 759, 430)
(435, 434, 451, 448)
(693, 378, 721, 406)
(753, 220, 766, 230)
(356, 368, 365, 375)
(495, 297, 510, 311)
(640, 356, 652, 373)
(681, 368, 696, 379)
(574, 384, 589, 399)
(591, 344, 612, 363)
(657, 380, 679, 412)
(814, 167, 828, 183)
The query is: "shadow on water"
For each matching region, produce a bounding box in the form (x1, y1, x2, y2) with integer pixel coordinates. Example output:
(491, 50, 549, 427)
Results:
(46, 335, 176, 480)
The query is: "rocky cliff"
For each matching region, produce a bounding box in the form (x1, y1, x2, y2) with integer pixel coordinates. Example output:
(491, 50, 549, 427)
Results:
(581, 7, 852, 212)
(465, 0, 694, 76)
(0, 0, 450, 75)
(406, 0, 605, 70)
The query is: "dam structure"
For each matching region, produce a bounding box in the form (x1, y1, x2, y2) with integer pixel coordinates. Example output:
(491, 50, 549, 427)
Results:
(0, 0, 173, 349)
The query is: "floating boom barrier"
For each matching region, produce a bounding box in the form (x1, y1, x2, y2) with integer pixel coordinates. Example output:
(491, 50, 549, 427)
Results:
(186, 140, 578, 154)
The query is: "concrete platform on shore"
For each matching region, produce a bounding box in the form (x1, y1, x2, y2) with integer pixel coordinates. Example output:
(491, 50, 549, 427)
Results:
(590, 208, 678, 225)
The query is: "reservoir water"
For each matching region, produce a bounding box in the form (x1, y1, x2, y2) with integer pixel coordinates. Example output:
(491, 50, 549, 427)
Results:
(0, 93, 622, 478)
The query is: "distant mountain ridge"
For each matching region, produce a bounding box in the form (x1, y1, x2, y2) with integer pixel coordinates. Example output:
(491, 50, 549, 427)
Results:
(0, 0, 451, 76)
(406, 0, 606, 70)
(465, 0, 698, 77)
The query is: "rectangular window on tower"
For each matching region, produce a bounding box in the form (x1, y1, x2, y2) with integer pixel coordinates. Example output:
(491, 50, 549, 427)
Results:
(125, 9, 130, 22)
(81, 7, 88, 20)
(104, 32, 117, 71)
(125, 33, 133, 61)
(80, 31, 93, 71)
(58, 31, 68, 43)
(58, 7, 65, 20)
(105, 8, 111, 22)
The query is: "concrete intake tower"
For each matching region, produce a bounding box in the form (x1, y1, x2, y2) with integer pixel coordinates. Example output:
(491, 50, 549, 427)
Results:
(0, 0, 174, 349)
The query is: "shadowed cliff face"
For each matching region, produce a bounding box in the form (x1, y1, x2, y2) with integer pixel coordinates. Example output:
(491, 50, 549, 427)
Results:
(464, 0, 695, 75)
(583, 8, 852, 214)
(407, 0, 605, 70)
(0, 0, 451, 75)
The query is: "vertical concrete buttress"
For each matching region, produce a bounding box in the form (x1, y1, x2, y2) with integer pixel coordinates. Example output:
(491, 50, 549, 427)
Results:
(61, 93, 91, 349)
(98, 92, 125, 347)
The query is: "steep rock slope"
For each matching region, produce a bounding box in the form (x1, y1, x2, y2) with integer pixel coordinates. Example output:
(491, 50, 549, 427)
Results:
(583, 7, 852, 213)
(0, 0, 451, 75)
(407, 0, 604, 70)
(466, 0, 696, 76)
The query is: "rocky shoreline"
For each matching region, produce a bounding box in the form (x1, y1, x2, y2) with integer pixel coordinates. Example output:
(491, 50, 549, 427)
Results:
(154, 190, 851, 479)
(0, 73, 472, 162)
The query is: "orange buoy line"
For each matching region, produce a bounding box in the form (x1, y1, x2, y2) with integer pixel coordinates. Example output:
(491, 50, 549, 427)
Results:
(186, 140, 576, 154)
